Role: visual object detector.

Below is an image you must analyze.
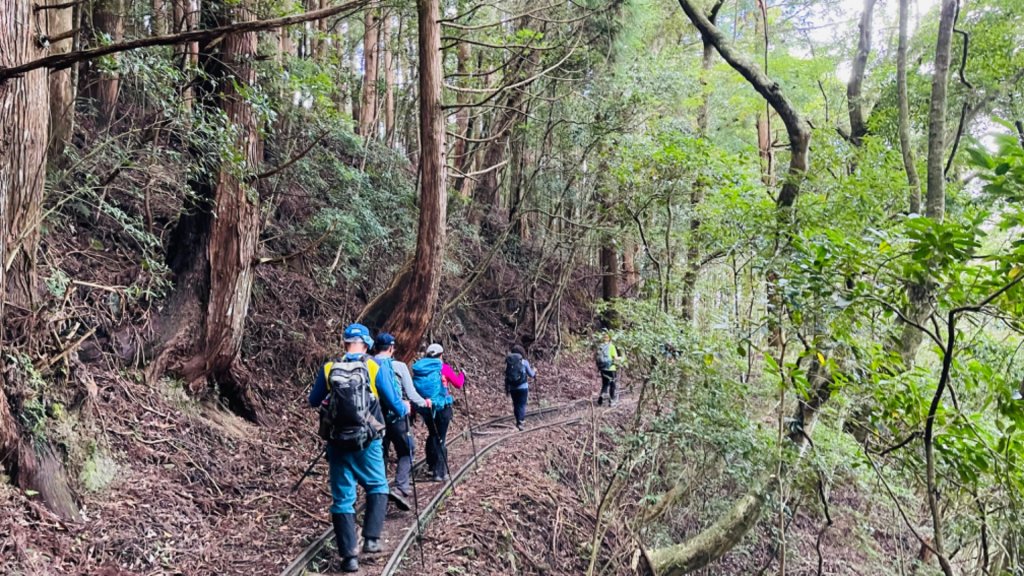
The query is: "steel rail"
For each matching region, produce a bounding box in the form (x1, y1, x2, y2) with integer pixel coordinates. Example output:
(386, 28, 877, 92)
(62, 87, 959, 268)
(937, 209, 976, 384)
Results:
(378, 413, 588, 576)
(279, 398, 596, 576)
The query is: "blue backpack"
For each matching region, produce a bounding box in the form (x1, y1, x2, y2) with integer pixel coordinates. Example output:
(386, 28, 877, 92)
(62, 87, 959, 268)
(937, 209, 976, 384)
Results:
(412, 357, 451, 408)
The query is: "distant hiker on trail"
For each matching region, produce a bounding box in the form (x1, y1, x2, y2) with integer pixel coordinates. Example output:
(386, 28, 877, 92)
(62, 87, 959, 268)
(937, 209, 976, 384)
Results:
(595, 332, 620, 407)
(412, 343, 465, 482)
(505, 344, 537, 431)
(374, 333, 429, 498)
(309, 323, 408, 573)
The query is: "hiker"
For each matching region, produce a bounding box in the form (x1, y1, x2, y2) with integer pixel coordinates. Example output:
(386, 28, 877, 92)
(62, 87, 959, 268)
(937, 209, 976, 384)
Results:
(595, 332, 620, 406)
(309, 323, 408, 573)
(505, 344, 537, 431)
(374, 333, 429, 498)
(412, 343, 465, 482)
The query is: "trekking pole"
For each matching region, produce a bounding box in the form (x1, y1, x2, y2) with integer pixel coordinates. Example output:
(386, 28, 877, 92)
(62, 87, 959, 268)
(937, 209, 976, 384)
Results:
(407, 416, 426, 569)
(460, 384, 479, 467)
(291, 446, 327, 493)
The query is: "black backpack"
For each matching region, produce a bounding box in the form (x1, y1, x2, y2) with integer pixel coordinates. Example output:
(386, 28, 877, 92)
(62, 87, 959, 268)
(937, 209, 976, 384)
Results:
(505, 353, 526, 391)
(317, 355, 385, 451)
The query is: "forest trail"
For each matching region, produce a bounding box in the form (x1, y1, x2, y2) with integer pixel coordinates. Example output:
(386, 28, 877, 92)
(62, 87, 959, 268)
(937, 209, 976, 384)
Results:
(289, 396, 623, 576)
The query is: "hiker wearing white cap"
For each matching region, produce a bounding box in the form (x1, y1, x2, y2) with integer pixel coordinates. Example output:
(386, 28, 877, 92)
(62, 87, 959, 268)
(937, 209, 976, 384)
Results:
(411, 343, 464, 482)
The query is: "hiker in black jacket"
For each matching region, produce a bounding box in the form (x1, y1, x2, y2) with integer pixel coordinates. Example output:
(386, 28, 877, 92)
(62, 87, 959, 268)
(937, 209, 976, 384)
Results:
(505, 345, 537, 431)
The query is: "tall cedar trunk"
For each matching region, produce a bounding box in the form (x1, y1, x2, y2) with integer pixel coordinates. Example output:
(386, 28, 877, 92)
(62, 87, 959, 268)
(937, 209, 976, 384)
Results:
(153, 0, 263, 421)
(47, 0, 77, 162)
(681, 24, 719, 323)
(897, 0, 922, 214)
(89, 0, 124, 123)
(173, 0, 199, 115)
(846, 0, 877, 147)
(1, 0, 79, 521)
(359, 8, 380, 138)
(899, 0, 957, 368)
(1, 0, 47, 494)
(382, 13, 396, 145)
(152, 0, 168, 35)
(350, 37, 362, 124)
(601, 241, 620, 302)
(623, 241, 639, 293)
(509, 126, 529, 241)
(452, 42, 472, 197)
(358, 0, 446, 362)
(652, 2, 812, 572)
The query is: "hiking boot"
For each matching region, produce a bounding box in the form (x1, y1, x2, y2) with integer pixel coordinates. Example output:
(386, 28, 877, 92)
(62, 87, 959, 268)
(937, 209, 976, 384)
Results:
(516, 422, 524, 431)
(431, 474, 449, 483)
(362, 538, 383, 554)
(597, 394, 605, 406)
(388, 490, 411, 511)
(609, 398, 618, 407)
(332, 513, 359, 571)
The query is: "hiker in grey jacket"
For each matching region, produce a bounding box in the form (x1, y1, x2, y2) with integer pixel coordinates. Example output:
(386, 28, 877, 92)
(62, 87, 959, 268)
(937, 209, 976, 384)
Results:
(393, 357, 429, 410)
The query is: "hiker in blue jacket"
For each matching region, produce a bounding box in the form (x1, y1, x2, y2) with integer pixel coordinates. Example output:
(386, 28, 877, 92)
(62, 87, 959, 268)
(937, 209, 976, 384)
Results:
(505, 344, 537, 431)
(412, 343, 464, 482)
(309, 323, 407, 573)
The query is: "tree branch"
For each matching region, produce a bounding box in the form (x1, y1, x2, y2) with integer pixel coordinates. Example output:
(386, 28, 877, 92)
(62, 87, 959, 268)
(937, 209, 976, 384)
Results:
(0, 0, 374, 81)
(675, 0, 810, 209)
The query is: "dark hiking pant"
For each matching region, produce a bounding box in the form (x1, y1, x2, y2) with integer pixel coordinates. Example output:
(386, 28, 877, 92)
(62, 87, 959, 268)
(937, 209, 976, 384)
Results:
(418, 404, 452, 479)
(510, 388, 529, 425)
(384, 417, 413, 493)
(600, 370, 617, 400)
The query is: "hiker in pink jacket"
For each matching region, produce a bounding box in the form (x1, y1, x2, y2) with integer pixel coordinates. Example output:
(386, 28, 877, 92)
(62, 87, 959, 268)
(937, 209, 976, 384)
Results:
(441, 362, 465, 390)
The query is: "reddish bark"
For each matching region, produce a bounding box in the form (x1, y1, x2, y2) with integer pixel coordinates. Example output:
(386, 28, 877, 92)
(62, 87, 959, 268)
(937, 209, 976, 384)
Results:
(152, 0, 263, 421)
(358, 0, 446, 362)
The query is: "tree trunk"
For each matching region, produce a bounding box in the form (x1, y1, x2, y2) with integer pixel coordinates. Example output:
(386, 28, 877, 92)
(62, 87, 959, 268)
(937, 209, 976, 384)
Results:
(47, 0, 77, 162)
(350, 35, 362, 125)
(623, 240, 639, 294)
(1, 0, 79, 521)
(89, 0, 124, 123)
(173, 0, 199, 115)
(382, 13, 396, 145)
(846, 0, 877, 147)
(898, 0, 957, 367)
(358, 0, 446, 363)
(152, 0, 263, 421)
(897, 0, 921, 214)
(601, 242, 619, 302)
(152, 0, 168, 35)
(359, 7, 380, 138)
(681, 23, 719, 323)
(452, 41, 472, 197)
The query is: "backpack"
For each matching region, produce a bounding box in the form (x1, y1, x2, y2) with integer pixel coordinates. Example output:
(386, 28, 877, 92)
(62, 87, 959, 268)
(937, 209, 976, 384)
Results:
(505, 353, 526, 391)
(412, 357, 452, 408)
(374, 356, 405, 422)
(317, 355, 385, 450)
(595, 342, 613, 371)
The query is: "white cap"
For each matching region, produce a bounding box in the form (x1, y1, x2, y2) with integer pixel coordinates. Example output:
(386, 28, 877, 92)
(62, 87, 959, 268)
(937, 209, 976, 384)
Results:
(425, 343, 444, 357)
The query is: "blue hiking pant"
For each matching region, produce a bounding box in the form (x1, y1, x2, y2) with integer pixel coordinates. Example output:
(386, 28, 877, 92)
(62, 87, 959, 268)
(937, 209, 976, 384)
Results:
(510, 387, 529, 424)
(326, 438, 389, 514)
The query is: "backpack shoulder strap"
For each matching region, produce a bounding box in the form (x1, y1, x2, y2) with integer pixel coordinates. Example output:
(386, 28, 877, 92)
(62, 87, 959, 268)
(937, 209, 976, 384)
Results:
(365, 357, 379, 398)
(323, 361, 334, 390)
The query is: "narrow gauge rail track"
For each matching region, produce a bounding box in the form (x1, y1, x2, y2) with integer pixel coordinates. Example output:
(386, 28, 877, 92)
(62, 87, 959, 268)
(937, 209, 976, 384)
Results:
(280, 397, 602, 576)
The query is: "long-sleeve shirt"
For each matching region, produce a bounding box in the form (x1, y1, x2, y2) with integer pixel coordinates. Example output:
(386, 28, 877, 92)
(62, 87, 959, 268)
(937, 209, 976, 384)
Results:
(393, 360, 428, 408)
(308, 353, 407, 419)
(441, 363, 465, 389)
